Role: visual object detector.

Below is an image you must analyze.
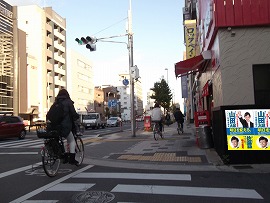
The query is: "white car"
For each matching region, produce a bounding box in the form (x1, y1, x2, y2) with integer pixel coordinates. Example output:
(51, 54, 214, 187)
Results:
(107, 117, 122, 127)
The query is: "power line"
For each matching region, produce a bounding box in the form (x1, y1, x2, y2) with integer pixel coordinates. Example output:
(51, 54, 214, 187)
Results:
(93, 17, 128, 36)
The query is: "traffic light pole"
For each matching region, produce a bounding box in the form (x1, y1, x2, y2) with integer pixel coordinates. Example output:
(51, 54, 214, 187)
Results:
(75, 0, 136, 137)
(128, 0, 136, 137)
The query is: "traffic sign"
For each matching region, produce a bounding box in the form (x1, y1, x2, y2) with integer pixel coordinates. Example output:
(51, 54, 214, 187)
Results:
(123, 79, 129, 86)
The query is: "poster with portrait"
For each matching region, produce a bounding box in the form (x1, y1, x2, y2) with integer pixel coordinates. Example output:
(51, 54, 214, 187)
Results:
(225, 109, 270, 150)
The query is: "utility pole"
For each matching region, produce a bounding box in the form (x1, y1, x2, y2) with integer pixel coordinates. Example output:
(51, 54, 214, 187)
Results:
(74, 0, 136, 136)
(128, 0, 136, 137)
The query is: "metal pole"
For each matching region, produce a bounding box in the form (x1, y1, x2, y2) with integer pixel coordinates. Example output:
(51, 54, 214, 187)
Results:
(128, 0, 136, 137)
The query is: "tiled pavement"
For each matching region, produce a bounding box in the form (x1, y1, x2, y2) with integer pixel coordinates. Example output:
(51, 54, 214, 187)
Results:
(84, 123, 270, 173)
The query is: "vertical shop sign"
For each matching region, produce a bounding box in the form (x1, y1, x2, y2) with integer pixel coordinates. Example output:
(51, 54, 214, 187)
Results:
(181, 75, 188, 98)
(184, 20, 197, 59)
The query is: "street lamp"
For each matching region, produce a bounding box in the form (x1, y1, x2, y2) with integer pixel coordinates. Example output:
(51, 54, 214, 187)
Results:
(165, 68, 168, 84)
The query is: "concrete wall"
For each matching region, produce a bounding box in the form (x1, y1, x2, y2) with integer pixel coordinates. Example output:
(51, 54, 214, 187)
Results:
(219, 27, 270, 105)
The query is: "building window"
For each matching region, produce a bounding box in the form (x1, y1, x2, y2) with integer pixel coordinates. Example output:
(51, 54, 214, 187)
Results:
(77, 59, 91, 71)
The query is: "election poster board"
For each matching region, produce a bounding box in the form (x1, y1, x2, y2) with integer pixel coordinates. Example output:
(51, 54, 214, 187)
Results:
(225, 109, 270, 150)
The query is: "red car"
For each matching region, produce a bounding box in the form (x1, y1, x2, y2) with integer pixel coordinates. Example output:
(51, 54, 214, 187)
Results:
(0, 115, 26, 139)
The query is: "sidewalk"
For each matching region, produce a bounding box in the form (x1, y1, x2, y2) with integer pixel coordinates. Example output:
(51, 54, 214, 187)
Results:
(83, 122, 270, 173)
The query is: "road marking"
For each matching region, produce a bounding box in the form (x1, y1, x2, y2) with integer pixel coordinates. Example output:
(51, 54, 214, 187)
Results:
(0, 139, 43, 148)
(10, 165, 94, 203)
(111, 184, 263, 199)
(0, 152, 38, 155)
(0, 162, 41, 179)
(22, 201, 58, 203)
(73, 172, 191, 181)
(46, 183, 95, 191)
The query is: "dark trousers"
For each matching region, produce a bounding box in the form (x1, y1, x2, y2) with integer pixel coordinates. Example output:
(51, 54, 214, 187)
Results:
(153, 120, 163, 132)
(177, 121, 183, 129)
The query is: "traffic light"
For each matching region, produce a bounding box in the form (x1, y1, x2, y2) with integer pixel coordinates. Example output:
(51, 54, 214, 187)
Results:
(75, 36, 97, 52)
(86, 43, 96, 51)
(75, 38, 83, 45)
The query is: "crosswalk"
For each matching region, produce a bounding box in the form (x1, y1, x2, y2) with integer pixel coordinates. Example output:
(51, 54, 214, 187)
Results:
(9, 166, 264, 203)
(0, 137, 96, 149)
(0, 139, 44, 149)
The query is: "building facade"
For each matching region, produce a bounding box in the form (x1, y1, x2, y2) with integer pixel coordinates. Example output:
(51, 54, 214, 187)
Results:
(118, 73, 144, 120)
(0, 0, 14, 114)
(16, 5, 66, 120)
(175, 0, 270, 163)
(67, 49, 94, 113)
(94, 86, 105, 115)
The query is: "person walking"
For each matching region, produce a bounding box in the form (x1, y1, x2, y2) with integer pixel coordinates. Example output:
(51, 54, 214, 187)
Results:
(165, 110, 171, 126)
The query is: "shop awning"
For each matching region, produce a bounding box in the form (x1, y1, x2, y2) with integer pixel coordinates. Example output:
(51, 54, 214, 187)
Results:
(175, 50, 212, 78)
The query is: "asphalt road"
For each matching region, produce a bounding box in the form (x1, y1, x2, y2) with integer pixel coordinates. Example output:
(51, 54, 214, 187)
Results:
(1, 122, 270, 203)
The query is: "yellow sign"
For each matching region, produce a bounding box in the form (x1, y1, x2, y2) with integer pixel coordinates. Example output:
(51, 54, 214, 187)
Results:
(184, 20, 196, 59)
(228, 135, 269, 150)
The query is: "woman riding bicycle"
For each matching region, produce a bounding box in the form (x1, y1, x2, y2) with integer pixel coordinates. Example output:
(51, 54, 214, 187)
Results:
(47, 88, 80, 165)
(151, 103, 163, 135)
(173, 107, 185, 133)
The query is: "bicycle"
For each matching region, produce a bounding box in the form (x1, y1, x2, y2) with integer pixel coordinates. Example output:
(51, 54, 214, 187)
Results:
(153, 121, 163, 140)
(176, 121, 184, 135)
(36, 124, 84, 177)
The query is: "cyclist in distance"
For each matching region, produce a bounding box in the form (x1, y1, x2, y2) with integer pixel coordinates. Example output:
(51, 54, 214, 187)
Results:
(174, 107, 185, 133)
(50, 88, 80, 165)
(151, 103, 163, 135)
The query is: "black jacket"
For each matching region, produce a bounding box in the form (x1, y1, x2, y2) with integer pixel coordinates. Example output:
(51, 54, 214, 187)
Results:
(174, 110, 184, 123)
(239, 117, 254, 128)
(56, 95, 79, 138)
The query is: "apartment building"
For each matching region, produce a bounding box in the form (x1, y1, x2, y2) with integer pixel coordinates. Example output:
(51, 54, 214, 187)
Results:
(16, 5, 66, 120)
(118, 73, 144, 120)
(67, 49, 94, 113)
(0, 0, 14, 114)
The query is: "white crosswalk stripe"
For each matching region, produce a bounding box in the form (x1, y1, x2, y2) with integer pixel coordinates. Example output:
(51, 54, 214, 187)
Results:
(0, 139, 43, 148)
(111, 184, 263, 199)
(0, 137, 92, 148)
(14, 171, 264, 202)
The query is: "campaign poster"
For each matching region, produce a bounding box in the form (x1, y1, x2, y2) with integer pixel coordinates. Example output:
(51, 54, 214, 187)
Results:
(225, 109, 270, 150)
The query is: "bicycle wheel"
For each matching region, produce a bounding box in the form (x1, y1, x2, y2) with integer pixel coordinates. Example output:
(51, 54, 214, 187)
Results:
(42, 144, 60, 177)
(177, 127, 181, 135)
(177, 122, 181, 135)
(160, 129, 164, 139)
(75, 137, 84, 165)
(153, 124, 158, 141)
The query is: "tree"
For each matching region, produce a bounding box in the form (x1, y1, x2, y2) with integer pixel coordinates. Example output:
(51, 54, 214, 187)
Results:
(150, 79, 172, 111)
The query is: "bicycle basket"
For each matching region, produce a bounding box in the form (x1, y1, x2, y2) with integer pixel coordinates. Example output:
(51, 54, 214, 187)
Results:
(36, 125, 47, 138)
(37, 126, 59, 139)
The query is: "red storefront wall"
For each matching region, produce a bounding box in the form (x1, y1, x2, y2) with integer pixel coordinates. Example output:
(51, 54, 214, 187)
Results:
(199, 0, 270, 51)
(214, 0, 270, 27)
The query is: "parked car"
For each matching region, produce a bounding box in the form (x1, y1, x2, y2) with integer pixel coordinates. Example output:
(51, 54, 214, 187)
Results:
(81, 113, 106, 129)
(0, 115, 26, 139)
(107, 117, 122, 127)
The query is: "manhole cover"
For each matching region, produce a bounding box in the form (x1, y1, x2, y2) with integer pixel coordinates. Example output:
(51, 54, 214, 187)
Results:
(72, 191, 115, 203)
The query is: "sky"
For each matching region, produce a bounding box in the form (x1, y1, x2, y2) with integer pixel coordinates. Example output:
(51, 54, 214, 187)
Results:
(6, 0, 186, 106)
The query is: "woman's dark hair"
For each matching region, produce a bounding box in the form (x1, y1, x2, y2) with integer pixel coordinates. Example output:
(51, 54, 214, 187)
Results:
(56, 88, 70, 100)
(154, 103, 160, 108)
